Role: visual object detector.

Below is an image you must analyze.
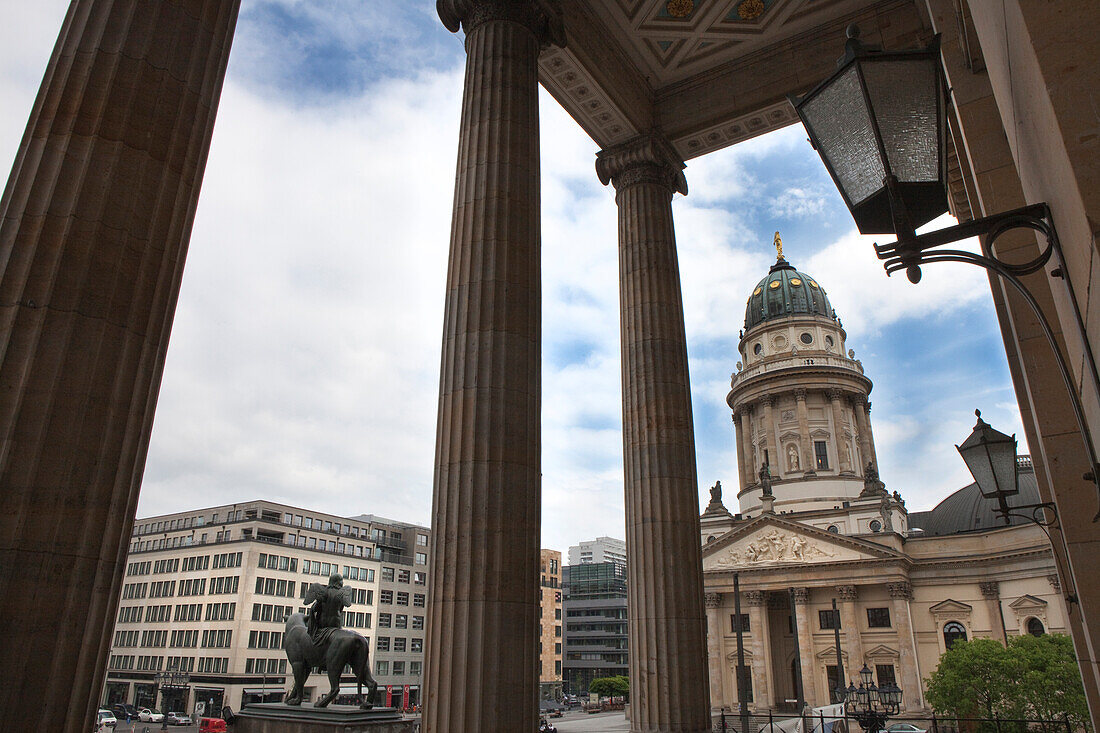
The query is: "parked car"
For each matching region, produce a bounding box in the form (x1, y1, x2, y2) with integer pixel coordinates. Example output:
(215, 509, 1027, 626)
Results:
(111, 703, 137, 720)
(884, 725, 926, 733)
(96, 709, 117, 728)
(166, 711, 192, 725)
(199, 717, 228, 733)
(139, 708, 165, 722)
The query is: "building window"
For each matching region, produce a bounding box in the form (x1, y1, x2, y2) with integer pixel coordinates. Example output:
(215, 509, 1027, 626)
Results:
(818, 610, 840, 630)
(393, 638, 407, 653)
(415, 552, 428, 565)
(417, 534, 428, 546)
(735, 664, 753, 703)
(814, 441, 829, 470)
(411, 638, 423, 653)
(376, 637, 390, 652)
(410, 662, 421, 676)
(875, 664, 897, 688)
(376, 660, 389, 676)
(730, 614, 750, 633)
(827, 665, 842, 703)
(800, 332, 813, 344)
(392, 661, 405, 676)
(754, 343, 763, 355)
(866, 608, 891, 628)
(1027, 617, 1046, 637)
(869, 520, 882, 532)
(827, 525, 839, 533)
(943, 621, 967, 648)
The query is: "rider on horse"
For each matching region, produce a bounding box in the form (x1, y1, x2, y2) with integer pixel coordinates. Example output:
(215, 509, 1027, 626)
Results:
(305, 573, 353, 650)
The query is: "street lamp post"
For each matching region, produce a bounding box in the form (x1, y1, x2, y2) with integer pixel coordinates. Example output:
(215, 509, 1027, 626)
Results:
(839, 665, 902, 733)
(788, 24, 1100, 522)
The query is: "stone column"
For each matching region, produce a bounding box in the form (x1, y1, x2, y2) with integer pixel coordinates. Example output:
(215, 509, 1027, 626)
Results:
(761, 395, 781, 477)
(733, 409, 749, 491)
(746, 590, 772, 710)
(706, 592, 724, 710)
(741, 406, 756, 487)
(795, 389, 815, 475)
(981, 581, 1007, 644)
(887, 582, 922, 709)
(827, 390, 853, 473)
(596, 133, 710, 733)
(792, 587, 819, 704)
(0, 3, 240, 732)
(835, 585, 863, 679)
(427, 3, 562, 731)
(852, 396, 877, 470)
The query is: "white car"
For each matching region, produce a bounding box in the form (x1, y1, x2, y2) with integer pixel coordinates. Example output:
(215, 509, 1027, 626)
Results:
(96, 709, 117, 728)
(166, 711, 192, 725)
(139, 708, 165, 722)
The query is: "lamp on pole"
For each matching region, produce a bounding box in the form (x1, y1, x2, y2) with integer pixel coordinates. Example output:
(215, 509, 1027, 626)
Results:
(838, 664, 902, 733)
(788, 25, 1100, 521)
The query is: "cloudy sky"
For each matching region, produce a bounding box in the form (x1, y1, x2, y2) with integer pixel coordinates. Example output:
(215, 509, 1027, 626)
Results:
(1, 1, 1026, 554)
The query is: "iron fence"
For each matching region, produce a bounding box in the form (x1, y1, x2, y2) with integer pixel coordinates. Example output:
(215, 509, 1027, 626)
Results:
(711, 710, 1078, 733)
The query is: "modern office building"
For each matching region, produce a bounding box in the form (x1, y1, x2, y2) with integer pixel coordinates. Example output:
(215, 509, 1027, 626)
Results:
(539, 549, 564, 703)
(567, 536, 627, 567)
(561, 560, 629, 696)
(101, 501, 430, 716)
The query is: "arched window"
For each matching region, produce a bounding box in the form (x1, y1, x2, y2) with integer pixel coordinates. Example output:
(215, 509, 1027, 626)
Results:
(707, 535, 716, 543)
(943, 621, 967, 649)
(1027, 617, 1046, 637)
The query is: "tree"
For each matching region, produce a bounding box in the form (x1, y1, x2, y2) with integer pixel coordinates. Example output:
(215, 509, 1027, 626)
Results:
(925, 633, 1089, 731)
(588, 675, 630, 700)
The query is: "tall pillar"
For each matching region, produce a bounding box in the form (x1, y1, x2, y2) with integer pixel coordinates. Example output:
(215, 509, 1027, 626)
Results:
(835, 585, 863, 678)
(746, 590, 772, 710)
(596, 132, 710, 733)
(852, 396, 877, 470)
(427, 3, 562, 731)
(827, 390, 853, 473)
(0, 3, 240, 731)
(980, 581, 1007, 644)
(734, 409, 749, 491)
(887, 582, 923, 709)
(794, 389, 814, 475)
(761, 395, 781, 476)
(706, 592, 724, 710)
(792, 587, 818, 704)
(741, 406, 756, 487)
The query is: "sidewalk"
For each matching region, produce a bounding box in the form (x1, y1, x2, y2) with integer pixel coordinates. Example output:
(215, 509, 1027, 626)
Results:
(554, 711, 631, 732)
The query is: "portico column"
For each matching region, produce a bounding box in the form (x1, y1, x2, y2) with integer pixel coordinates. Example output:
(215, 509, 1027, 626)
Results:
(0, 3, 240, 732)
(427, 3, 563, 731)
(827, 390, 853, 474)
(835, 585, 863, 677)
(746, 590, 772, 710)
(741, 406, 756, 487)
(887, 582, 923, 709)
(795, 389, 814, 475)
(792, 587, 819, 704)
(761, 395, 780, 476)
(852, 396, 877, 470)
(706, 592, 724, 710)
(980, 581, 1007, 644)
(596, 132, 710, 733)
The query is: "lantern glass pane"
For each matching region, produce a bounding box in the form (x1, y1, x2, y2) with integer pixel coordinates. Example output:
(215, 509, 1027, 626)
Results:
(800, 65, 885, 206)
(990, 440, 1020, 497)
(862, 59, 940, 183)
(961, 443, 999, 498)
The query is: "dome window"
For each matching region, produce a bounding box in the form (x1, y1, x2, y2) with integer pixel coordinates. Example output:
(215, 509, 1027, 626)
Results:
(800, 332, 813, 345)
(790, 278, 802, 286)
(825, 335, 834, 347)
(808, 280, 819, 288)
(754, 343, 763, 355)
(869, 520, 882, 532)
(827, 525, 839, 534)
(753, 287, 762, 295)
(769, 281, 781, 289)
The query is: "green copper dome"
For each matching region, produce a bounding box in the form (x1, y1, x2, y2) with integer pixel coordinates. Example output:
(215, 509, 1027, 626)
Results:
(744, 257, 836, 330)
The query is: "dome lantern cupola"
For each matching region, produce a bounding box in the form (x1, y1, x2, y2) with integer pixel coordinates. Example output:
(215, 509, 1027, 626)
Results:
(744, 232, 836, 331)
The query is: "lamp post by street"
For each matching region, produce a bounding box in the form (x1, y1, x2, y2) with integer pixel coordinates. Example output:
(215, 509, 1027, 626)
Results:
(788, 25, 1100, 524)
(838, 664, 902, 733)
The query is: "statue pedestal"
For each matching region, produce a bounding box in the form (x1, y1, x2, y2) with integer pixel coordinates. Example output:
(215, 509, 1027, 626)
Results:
(761, 495, 776, 514)
(236, 704, 416, 733)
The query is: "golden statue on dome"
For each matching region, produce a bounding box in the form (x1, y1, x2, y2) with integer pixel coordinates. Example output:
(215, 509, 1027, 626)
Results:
(773, 231, 785, 260)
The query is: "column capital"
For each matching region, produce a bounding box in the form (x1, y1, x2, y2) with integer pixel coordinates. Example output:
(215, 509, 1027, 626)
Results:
(745, 590, 767, 607)
(705, 592, 722, 609)
(887, 581, 913, 601)
(979, 581, 1000, 599)
(826, 388, 845, 402)
(759, 395, 774, 408)
(792, 587, 811, 605)
(438, 0, 565, 46)
(596, 133, 688, 195)
(851, 394, 868, 408)
(794, 388, 807, 402)
(835, 584, 858, 601)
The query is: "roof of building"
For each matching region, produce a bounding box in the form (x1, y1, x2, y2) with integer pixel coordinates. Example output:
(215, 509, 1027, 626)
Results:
(744, 256, 836, 331)
(908, 457, 1040, 536)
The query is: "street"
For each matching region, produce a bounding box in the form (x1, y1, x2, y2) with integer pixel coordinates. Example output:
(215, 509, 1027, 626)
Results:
(551, 710, 631, 732)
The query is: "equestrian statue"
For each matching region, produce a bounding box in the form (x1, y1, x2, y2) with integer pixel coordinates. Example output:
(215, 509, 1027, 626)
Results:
(282, 573, 379, 709)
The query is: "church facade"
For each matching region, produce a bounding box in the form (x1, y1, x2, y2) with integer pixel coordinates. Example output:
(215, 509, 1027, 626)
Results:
(700, 244, 1068, 714)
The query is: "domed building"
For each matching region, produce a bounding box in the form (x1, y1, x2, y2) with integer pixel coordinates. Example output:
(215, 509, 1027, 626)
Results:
(698, 236, 1069, 716)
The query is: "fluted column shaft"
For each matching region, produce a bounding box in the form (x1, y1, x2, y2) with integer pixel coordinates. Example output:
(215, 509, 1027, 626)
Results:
(427, 4, 561, 731)
(795, 389, 813, 474)
(792, 588, 818, 704)
(706, 593, 724, 710)
(597, 133, 709, 733)
(762, 396, 780, 476)
(734, 410, 749, 491)
(828, 390, 853, 473)
(852, 397, 876, 470)
(741, 407, 756, 489)
(746, 591, 772, 709)
(888, 582, 922, 709)
(835, 586, 863, 678)
(0, 3, 239, 731)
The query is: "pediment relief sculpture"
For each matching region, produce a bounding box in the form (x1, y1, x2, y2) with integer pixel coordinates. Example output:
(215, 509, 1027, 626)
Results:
(711, 529, 837, 568)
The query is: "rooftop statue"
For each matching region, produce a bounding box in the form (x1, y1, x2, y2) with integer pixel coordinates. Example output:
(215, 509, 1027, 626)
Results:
(759, 462, 773, 497)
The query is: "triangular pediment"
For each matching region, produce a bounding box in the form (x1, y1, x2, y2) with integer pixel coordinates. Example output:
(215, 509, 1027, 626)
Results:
(702, 514, 901, 572)
(929, 599, 973, 615)
(1008, 594, 1047, 611)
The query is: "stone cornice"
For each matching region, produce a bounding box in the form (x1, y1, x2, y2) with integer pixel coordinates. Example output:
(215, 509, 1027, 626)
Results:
(595, 133, 688, 195)
(438, 0, 565, 47)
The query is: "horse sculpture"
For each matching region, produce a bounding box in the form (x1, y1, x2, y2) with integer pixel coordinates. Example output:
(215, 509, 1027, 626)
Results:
(283, 612, 378, 709)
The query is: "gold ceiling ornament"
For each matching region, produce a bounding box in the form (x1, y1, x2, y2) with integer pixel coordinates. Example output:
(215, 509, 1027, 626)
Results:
(773, 230, 785, 260)
(738, 0, 765, 20)
(666, 0, 694, 18)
